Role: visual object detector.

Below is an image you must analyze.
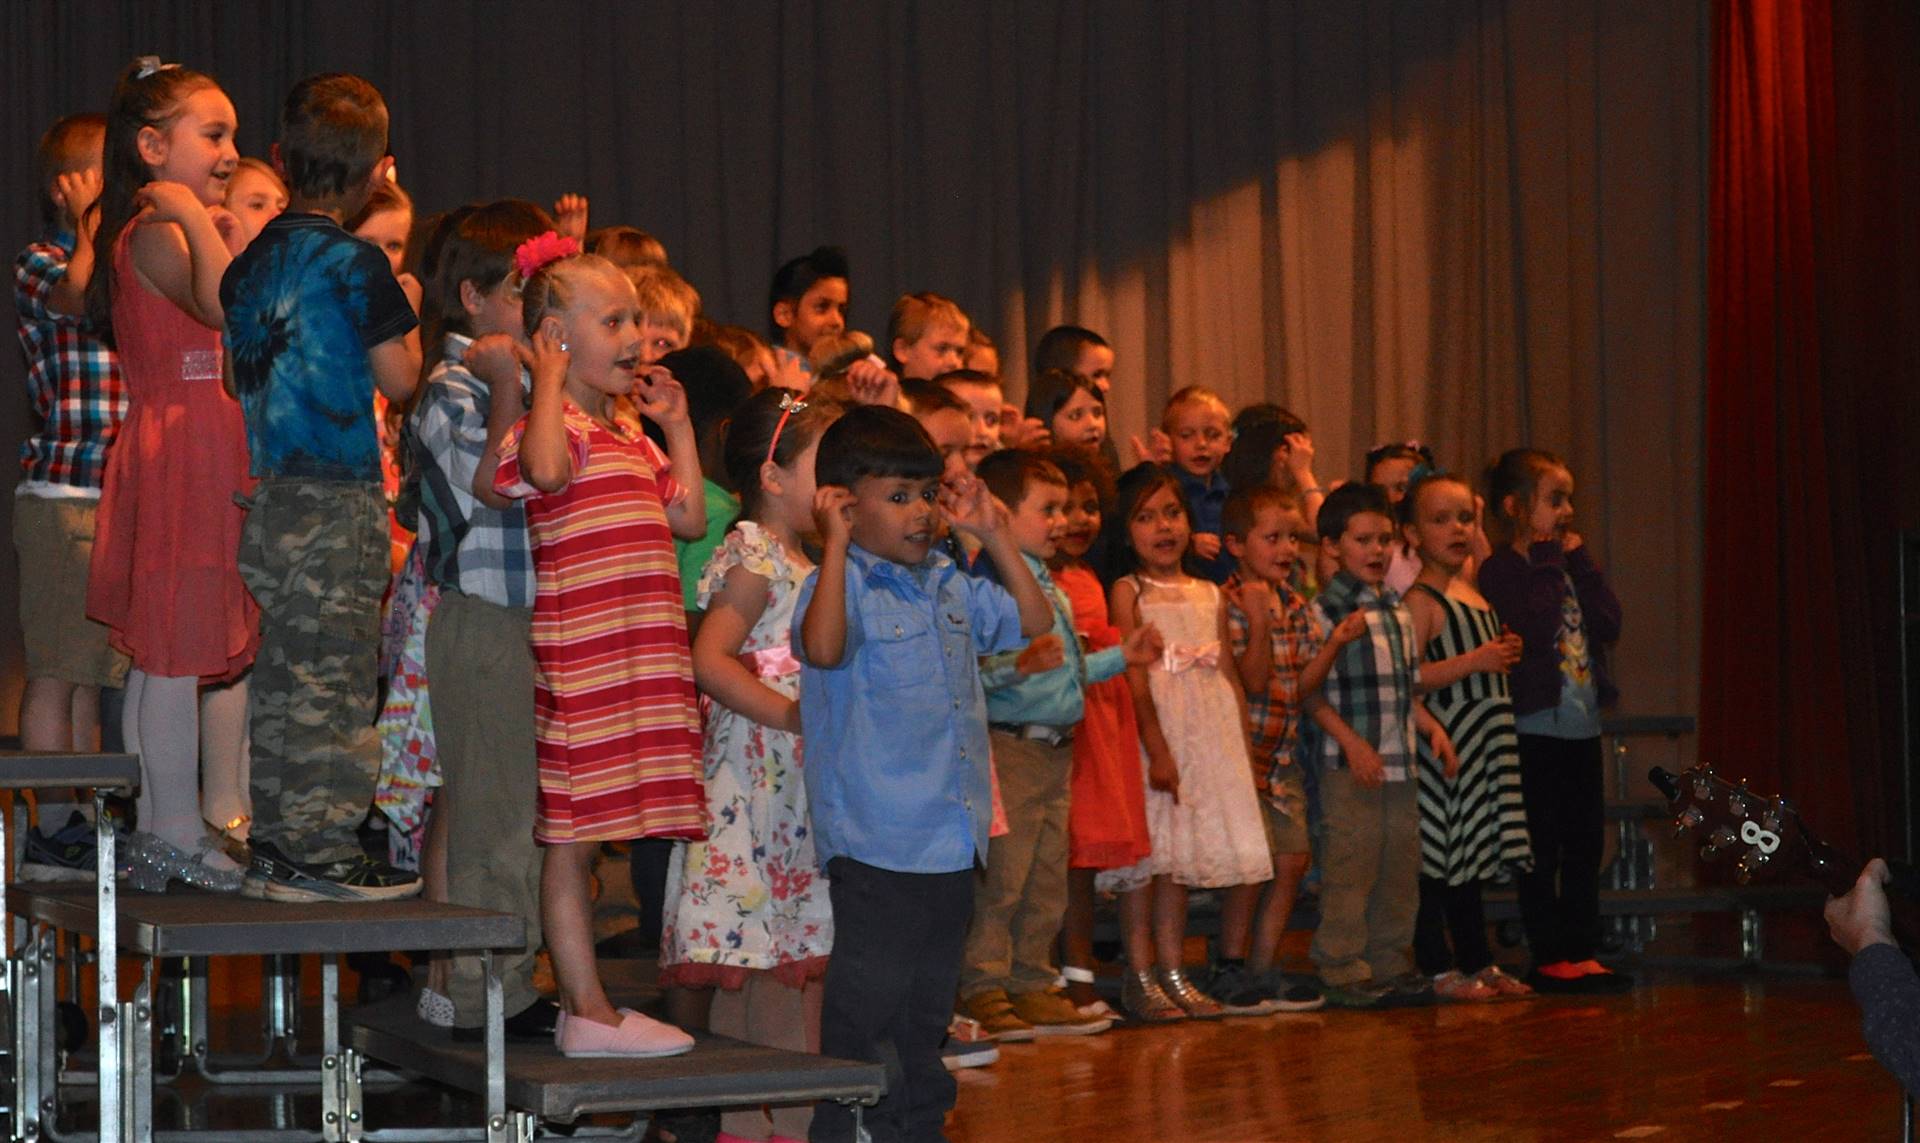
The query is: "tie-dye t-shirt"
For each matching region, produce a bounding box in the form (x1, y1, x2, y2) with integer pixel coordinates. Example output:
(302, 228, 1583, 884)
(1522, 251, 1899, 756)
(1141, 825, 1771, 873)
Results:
(221, 212, 416, 480)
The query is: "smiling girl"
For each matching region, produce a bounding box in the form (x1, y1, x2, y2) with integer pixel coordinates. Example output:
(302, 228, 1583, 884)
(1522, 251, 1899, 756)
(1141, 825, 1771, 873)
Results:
(85, 57, 257, 893)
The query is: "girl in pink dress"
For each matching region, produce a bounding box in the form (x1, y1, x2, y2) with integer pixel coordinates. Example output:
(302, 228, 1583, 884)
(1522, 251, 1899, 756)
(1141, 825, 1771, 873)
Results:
(493, 238, 705, 1058)
(84, 58, 256, 892)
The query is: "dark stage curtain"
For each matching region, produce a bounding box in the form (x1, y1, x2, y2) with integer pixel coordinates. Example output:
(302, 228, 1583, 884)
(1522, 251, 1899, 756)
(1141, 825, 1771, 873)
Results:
(1705, 0, 1920, 855)
(1, 3, 1704, 745)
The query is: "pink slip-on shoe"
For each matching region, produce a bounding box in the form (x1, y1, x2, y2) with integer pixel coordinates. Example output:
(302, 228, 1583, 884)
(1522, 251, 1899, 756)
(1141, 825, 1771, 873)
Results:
(555, 1008, 694, 1058)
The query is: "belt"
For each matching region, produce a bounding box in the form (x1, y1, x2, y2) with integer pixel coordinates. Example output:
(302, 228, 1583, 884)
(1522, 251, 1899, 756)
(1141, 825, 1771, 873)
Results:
(989, 722, 1074, 748)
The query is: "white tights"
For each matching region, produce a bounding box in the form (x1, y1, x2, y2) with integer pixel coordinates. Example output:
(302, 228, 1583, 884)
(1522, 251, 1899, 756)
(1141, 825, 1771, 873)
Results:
(121, 669, 248, 867)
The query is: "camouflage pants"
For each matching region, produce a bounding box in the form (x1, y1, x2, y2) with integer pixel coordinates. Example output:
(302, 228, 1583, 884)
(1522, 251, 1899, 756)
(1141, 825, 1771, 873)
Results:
(237, 480, 388, 864)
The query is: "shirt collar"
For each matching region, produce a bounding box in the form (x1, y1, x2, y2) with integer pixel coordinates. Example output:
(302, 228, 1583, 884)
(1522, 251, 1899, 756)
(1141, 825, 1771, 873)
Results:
(849, 543, 952, 592)
(1321, 569, 1395, 610)
(1176, 467, 1228, 497)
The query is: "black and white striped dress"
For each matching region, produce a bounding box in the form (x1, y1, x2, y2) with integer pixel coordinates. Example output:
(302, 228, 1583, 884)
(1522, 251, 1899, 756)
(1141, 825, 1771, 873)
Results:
(1411, 584, 1534, 884)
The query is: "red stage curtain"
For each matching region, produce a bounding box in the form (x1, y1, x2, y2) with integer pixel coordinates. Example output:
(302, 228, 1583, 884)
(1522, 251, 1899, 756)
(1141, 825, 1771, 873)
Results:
(1702, 0, 1855, 839)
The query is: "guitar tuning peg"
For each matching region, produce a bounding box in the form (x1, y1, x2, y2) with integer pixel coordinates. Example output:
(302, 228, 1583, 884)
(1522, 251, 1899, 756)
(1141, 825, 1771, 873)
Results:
(1701, 825, 1737, 860)
(1733, 855, 1755, 884)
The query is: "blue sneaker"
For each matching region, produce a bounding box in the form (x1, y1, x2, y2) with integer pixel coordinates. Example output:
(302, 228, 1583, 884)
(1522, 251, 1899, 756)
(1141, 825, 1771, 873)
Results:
(22, 812, 103, 882)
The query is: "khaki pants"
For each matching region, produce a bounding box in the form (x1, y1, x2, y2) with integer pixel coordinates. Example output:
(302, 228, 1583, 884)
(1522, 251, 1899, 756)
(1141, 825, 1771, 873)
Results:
(959, 731, 1072, 998)
(1309, 767, 1420, 986)
(12, 494, 128, 686)
(427, 591, 545, 1025)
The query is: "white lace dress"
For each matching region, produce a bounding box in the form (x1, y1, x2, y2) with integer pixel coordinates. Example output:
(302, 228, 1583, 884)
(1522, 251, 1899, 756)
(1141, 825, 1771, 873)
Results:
(1107, 574, 1272, 890)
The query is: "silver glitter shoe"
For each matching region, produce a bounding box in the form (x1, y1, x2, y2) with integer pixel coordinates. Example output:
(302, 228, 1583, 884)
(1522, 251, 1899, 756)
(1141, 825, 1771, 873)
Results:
(1120, 968, 1187, 1023)
(123, 831, 244, 894)
(1156, 966, 1226, 1018)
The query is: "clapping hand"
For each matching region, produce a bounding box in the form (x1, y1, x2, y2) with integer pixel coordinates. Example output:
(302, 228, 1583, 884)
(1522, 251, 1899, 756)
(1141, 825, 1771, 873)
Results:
(1015, 633, 1067, 676)
(942, 475, 1010, 540)
(1121, 622, 1165, 667)
(845, 356, 900, 407)
(463, 333, 530, 386)
(1331, 610, 1369, 646)
(631, 365, 691, 427)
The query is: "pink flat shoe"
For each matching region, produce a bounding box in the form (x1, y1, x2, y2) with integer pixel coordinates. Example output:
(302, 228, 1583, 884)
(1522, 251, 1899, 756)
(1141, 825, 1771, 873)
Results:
(555, 1008, 694, 1059)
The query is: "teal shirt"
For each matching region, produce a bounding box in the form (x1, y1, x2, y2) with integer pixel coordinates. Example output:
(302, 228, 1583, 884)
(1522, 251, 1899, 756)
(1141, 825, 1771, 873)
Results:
(675, 479, 739, 611)
(977, 552, 1126, 727)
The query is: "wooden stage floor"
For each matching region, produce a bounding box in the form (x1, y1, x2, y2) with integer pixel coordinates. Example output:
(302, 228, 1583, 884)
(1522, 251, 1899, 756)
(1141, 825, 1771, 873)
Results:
(943, 968, 1900, 1142)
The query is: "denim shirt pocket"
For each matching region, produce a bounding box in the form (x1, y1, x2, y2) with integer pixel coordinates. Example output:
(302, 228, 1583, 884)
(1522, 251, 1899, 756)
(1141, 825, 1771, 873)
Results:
(862, 605, 939, 689)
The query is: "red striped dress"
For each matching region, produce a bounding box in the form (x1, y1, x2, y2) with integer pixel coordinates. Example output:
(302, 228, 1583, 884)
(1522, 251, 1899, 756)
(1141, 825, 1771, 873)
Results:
(494, 403, 705, 844)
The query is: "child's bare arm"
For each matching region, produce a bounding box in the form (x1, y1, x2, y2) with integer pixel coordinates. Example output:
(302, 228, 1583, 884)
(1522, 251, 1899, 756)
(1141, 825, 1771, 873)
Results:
(1415, 703, 1458, 778)
(950, 479, 1050, 637)
(1216, 595, 1253, 739)
(1114, 578, 1179, 802)
(515, 332, 574, 493)
(369, 333, 422, 404)
(1306, 695, 1384, 788)
(1418, 636, 1521, 692)
(128, 183, 231, 330)
(1300, 610, 1366, 695)
(693, 566, 799, 732)
(47, 169, 102, 317)
(1231, 579, 1275, 694)
(633, 365, 706, 540)
(467, 336, 530, 508)
(799, 487, 855, 667)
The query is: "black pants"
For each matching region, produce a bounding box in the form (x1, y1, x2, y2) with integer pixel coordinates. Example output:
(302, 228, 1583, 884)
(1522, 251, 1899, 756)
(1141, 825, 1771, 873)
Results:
(1514, 734, 1605, 966)
(1413, 876, 1493, 976)
(628, 838, 675, 952)
(812, 858, 974, 1143)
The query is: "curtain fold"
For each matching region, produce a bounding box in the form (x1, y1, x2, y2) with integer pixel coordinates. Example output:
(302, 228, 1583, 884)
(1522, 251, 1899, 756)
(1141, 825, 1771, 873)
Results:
(0, 2, 1704, 736)
(1702, 0, 1854, 838)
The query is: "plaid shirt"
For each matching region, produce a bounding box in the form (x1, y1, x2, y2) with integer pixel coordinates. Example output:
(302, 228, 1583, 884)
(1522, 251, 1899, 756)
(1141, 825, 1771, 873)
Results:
(1224, 571, 1323, 800)
(13, 236, 128, 492)
(411, 336, 536, 608)
(1310, 571, 1421, 781)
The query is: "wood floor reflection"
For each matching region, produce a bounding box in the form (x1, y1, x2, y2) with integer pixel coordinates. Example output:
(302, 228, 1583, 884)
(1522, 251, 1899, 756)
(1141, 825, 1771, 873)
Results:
(944, 969, 1897, 1142)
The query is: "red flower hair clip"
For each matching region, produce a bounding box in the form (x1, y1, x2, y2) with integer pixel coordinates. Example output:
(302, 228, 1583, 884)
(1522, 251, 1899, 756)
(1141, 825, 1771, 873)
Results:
(514, 232, 581, 281)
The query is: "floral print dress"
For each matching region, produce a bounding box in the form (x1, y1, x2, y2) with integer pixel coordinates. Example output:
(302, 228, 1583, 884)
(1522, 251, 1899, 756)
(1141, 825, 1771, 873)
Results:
(659, 523, 832, 988)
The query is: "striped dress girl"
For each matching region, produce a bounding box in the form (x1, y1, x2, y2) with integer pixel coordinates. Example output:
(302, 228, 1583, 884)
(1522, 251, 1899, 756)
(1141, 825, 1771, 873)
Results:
(1411, 583, 1532, 882)
(495, 402, 704, 843)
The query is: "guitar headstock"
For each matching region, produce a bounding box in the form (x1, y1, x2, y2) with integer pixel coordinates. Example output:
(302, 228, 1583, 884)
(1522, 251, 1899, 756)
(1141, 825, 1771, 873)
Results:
(1648, 765, 1852, 894)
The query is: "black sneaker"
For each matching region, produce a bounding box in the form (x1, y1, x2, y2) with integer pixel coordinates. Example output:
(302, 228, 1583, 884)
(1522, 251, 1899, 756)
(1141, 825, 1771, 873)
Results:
(249, 839, 421, 903)
(1257, 969, 1327, 1012)
(1205, 963, 1281, 1015)
(452, 997, 562, 1043)
(22, 812, 101, 882)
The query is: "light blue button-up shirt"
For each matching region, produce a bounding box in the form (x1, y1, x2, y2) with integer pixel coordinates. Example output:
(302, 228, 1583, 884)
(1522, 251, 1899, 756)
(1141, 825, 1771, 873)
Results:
(793, 544, 1027, 874)
(976, 552, 1126, 727)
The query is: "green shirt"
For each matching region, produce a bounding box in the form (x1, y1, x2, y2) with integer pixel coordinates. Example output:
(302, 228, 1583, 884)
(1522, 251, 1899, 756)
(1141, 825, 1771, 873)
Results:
(675, 478, 740, 611)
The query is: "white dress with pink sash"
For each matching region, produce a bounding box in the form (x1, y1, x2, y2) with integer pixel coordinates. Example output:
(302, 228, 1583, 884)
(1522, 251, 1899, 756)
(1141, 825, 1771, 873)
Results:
(659, 523, 832, 988)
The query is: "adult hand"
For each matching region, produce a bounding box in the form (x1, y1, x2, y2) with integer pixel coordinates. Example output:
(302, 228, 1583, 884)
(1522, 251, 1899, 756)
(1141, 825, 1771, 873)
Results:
(1827, 858, 1897, 956)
